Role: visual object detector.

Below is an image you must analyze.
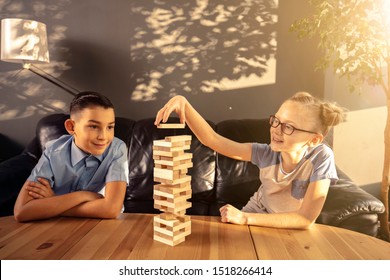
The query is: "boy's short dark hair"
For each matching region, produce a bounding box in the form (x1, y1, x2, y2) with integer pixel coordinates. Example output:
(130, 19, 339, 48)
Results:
(70, 91, 114, 116)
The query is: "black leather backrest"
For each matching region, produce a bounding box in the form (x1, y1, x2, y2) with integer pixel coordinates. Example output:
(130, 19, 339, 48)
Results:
(215, 119, 270, 208)
(126, 117, 216, 203)
(114, 117, 136, 148)
(35, 114, 69, 154)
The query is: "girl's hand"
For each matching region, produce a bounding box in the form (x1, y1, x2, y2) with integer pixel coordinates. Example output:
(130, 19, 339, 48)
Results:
(26, 177, 55, 199)
(154, 95, 188, 126)
(219, 204, 248, 225)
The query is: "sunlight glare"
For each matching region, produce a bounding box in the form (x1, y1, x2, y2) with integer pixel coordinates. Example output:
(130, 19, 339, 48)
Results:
(384, 0, 390, 31)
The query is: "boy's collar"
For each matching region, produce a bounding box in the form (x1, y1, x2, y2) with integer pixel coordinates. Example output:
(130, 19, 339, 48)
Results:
(70, 139, 103, 167)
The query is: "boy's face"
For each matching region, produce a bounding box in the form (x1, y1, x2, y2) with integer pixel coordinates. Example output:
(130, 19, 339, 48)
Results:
(66, 106, 115, 156)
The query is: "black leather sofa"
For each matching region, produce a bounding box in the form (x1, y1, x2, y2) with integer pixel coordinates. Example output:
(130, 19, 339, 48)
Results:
(0, 113, 385, 237)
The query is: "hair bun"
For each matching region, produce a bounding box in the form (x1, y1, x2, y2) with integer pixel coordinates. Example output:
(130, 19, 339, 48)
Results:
(321, 102, 348, 127)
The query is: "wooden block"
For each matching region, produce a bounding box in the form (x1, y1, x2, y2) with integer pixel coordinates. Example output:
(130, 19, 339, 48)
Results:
(153, 192, 192, 202)
(153, 233, 186, 246)
(170, 181, 191, 188)
(173, 153, 193, 161)
(173, 162, 192, 171)
(154, 202, 191, 214)
(153, 215, 191, 246)
(152, 145, 190, 153)
(153, 140, 187, 148)
(155, 154, 192, 163)
(153, 190, 191, 201)
(157, 123, 186, 129)
(154, 159, 192, 167)
(154, 200, 192, 213)
(154, 214, 190, 227)
(174, 210, 187, 216)
(153, 155, 161, 160)
(153, 153, 192, 167)
(152, 149, 183, 157)
(153, 181, 191, 190)
(154, 221, 191, 237)
(154, 162, 193, 172)
(165, 135, 192, 142)
(154, 174, 191, 185)
(159, 212, 177, 220)
(154, 183, 191, 195)
(154, 168, 181, 181)
(156, 214, 190, 223)
(154, 214, 191, 230)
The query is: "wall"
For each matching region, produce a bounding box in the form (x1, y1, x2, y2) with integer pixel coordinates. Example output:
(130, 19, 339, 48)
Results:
(0, 0, 323, 146)
(324, 68, 387, 195)
(333, 107, 386, 187)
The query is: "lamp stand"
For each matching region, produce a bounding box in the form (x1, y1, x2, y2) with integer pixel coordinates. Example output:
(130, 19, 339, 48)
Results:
(24, 64, 79, 97)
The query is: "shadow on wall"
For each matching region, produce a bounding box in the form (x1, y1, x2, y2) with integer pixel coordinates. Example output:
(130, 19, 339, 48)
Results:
(0, 0, 74, 121)
(0, 0, 280, 122)
(0, 68, 68, 121)
(129, 0, 278, 101)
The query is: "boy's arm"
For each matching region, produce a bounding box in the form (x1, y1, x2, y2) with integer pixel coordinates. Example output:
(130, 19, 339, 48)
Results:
(60, 181, 127, 219)
(14, 179, 102, 222)
(62, 139, 128, 219)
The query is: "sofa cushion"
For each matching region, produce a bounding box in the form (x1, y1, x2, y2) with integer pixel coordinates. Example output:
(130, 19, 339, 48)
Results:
(124, 117, 216, 215)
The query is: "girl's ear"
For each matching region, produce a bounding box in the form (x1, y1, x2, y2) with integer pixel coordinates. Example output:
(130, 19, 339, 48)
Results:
(309, 134, 324, 147)
(64, 119, 75, 135)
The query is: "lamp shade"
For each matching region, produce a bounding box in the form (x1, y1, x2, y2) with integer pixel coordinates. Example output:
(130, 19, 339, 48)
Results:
(1, 18, 49, 65)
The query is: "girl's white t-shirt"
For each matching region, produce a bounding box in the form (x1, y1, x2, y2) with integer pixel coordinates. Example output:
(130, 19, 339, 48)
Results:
(242, 143, 338, 213)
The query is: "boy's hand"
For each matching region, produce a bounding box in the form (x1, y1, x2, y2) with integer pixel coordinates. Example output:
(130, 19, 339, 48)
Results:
(26, 177, 55, 199)
(219, 204, 248, 225)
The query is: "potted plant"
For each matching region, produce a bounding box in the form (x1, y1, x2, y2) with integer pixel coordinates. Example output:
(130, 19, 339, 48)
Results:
(290, 0, 390, 240)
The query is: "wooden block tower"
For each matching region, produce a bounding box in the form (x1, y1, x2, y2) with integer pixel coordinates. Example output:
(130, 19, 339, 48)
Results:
(153, 128, 193, 246)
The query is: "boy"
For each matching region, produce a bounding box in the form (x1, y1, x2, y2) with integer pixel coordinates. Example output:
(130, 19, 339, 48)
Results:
(14, 91, 128, 222)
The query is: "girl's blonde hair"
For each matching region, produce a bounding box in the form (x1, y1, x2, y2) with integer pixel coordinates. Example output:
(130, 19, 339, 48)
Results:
(287, 92, 347, 136)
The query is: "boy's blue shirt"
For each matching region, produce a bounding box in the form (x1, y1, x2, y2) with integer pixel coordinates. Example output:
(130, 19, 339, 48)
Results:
(28, 134, 128, 195)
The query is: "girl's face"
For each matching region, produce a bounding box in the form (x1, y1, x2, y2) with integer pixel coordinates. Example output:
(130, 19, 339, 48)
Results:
(270, 101, 320, 154)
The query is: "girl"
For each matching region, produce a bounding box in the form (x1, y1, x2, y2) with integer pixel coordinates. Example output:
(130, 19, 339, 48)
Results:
(154, 92, 347, 229)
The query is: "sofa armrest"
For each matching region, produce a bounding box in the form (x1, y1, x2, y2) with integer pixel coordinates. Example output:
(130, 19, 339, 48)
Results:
(318, 183, 385, 224)
(0, 134, 23, 162)
(317, 170, 385, 236)
(0, 153, 38, 216)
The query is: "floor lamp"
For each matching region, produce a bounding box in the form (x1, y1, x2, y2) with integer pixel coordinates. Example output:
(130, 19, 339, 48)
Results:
(1, 18, 79, 96)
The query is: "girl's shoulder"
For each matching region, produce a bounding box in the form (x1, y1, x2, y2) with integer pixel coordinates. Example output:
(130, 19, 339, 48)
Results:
(252, 143, 279, 167)
(306, 143, 334, 161)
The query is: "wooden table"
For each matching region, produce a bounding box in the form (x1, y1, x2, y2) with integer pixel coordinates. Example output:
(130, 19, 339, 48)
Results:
(0, 213, 389, 260)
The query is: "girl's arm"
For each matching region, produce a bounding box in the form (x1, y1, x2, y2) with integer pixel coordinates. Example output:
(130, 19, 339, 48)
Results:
(220, 179, 330, 229)
(155, 95, 252, 161)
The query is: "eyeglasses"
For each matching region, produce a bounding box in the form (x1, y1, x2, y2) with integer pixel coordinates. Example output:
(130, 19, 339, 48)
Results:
(269, 115, 318, 135)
